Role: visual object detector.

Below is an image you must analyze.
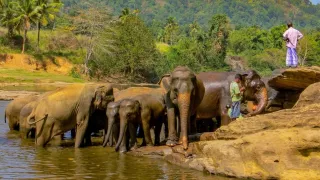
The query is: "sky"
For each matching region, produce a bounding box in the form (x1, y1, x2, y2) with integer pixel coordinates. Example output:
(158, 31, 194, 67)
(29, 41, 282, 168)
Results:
(311, 0, 320, 4)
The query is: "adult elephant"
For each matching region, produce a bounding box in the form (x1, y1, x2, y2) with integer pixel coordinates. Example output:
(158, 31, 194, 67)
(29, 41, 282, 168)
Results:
(196, 70, 268, 125)
(5, 95, 39, 131)
(159, 66, 205, 150)
(27, 84, 114, 148)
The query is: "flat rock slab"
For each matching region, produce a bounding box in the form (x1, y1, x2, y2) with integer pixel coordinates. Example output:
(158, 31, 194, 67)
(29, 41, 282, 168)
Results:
(268, 66, 320, 91)
(128, 146, 173, 157)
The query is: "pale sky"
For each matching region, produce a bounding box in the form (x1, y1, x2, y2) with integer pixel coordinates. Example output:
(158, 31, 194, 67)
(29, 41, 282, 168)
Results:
(311, 0, 320, 4)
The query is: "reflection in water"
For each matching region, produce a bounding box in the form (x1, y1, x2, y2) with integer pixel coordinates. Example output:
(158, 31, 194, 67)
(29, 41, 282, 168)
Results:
(0, 101, 230, 179)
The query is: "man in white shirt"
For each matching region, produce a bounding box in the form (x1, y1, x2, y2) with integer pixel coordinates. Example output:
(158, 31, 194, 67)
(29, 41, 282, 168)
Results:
(283, 22, 303, 68)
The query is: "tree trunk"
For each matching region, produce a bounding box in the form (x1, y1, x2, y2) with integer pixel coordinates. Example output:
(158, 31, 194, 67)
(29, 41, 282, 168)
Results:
(7, 25, 14, 38)
(22, 29, 27, 54)
(37, 22, 41, 52)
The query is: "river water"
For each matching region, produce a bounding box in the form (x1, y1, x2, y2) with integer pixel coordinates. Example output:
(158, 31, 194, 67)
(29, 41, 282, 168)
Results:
(0, 101, 230, 179)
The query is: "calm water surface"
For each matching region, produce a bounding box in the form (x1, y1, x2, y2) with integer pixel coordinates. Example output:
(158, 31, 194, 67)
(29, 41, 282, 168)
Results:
(0, 101, 230, 179)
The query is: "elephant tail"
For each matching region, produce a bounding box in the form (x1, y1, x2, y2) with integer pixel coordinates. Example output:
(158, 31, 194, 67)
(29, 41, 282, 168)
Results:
(4, 111, 6, 123)
(27, 114, 48, 125)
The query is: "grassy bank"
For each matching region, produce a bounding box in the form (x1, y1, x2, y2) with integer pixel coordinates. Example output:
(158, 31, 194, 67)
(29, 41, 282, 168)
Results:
(0, 68, 84, 83)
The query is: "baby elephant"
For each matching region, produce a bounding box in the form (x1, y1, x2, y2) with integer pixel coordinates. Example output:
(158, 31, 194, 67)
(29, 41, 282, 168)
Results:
(103, 101, 121, 147)
(115, 94, 166, 152)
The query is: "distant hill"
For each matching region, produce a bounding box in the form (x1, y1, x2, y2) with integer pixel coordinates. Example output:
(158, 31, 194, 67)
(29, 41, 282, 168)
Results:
(62, 0, 320, 29)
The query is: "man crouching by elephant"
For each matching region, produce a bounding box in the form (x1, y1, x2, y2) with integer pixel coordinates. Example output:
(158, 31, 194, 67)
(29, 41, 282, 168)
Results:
(27, 84, 114, 148)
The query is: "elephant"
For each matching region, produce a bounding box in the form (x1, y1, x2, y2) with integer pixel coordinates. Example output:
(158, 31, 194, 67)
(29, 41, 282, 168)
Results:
(27, 84, 114, 148)
(115, 94, 166, 152)
(158, 66, 205, 150)
(19, 100, 38, 138)
(102, 101, 121, 147)
(5, 95, 39, 131)
(195, 70, 268, 126)
(103, 86, 166, 149)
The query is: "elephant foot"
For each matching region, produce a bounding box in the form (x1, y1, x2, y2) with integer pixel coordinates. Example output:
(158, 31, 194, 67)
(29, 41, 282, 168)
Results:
(119, 146, 128, 153)
(166, 139, 178, 147)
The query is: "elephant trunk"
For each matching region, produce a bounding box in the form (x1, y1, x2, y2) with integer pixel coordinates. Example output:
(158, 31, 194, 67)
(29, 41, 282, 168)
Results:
(103, 117, 115, 147)
(177, 93, 191, 150)
(115, 122, 127, 152)
(250, 87, 268, 116)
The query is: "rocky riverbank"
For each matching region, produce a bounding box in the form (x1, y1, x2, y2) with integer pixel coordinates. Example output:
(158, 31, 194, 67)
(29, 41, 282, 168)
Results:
(128, 82, 320, 180)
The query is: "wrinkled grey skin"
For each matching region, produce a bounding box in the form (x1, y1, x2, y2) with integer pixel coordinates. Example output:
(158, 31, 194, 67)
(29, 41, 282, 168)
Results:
(158, 66, 205, 150)
(19, 101, 38, 138)
(115, 94, 166, 152)
(27, 84, 114, 148)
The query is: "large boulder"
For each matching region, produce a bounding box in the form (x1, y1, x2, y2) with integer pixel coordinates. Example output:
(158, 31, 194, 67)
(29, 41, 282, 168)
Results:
(294, 82, 320, 108)
(179, 82, 320, 179)
(265, 67, 320, 111)
(268, 66, 320, 91)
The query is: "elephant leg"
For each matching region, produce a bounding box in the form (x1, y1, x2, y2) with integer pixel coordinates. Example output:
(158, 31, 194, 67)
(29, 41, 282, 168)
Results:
(166, 107, 178, 147)
(75, 115, 89, 148)
(154, 118, 163, 146)
(36, 123, 56, 147)
(128, 123, 138, 150)
(220, 96, 231, 126)
(110, 123, 119, 146)
(141, 111, 153, 146)
(118, 132, 128, 153)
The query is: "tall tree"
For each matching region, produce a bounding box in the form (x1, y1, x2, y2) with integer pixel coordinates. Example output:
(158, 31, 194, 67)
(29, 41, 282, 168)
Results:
(36, 0, 62, 51)
(0, 0, 15, 38)
(164, 17, 179, 45)
(72, 6, 113, 75)
(10, 0, 41, 53)
(206, 14, 230, 69)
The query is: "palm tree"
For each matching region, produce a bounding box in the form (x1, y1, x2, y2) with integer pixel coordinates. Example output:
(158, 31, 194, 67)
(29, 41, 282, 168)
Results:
(164, 17, 179, 45)
(36, 0, 62, 51)
(189, 21, 200, 39)
(0, 0, 15, 38)
(10, 0, 41, 53)
(119, 8, 130, 22)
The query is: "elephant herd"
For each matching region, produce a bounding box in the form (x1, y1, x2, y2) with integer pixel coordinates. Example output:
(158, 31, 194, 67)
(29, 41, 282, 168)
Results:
(4, 66, 268, 151)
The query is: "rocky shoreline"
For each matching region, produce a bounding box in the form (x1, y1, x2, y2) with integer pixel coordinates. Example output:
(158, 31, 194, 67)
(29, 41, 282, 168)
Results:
(1, 67, 319, 179)
(127, 82, 320, 179)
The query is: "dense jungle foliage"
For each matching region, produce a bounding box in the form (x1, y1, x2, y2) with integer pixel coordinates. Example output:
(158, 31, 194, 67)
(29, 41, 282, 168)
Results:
(0, 0, 320, 82)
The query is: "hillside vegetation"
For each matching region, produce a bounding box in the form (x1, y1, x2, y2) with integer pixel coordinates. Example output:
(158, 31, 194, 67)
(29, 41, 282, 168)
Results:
(0, 0, 319, 83)
(63, 0, 320, 29)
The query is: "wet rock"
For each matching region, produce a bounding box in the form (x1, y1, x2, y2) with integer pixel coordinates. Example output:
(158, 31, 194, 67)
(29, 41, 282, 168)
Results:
(128, 146, 172, 157)
(294, 82, 320, 108)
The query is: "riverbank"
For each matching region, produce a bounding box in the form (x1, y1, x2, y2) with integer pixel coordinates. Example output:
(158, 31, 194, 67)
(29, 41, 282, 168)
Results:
(128, 82, 320, 180)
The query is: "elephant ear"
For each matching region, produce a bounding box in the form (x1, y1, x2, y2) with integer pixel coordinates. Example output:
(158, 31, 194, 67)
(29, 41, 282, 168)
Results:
(158, 74, 171, 92)
(95, 84, 114, 102)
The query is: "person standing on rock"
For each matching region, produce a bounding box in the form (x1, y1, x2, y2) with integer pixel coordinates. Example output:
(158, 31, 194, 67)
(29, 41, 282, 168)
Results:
(230, 74, 245, 121)
(283, 22, 303, 68)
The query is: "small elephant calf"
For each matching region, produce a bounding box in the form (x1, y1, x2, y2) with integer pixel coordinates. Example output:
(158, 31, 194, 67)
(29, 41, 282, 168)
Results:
(115, 94, 166, 152)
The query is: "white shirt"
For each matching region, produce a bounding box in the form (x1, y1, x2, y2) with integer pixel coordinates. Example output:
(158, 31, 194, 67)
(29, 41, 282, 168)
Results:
(283, 27, 303, 49)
